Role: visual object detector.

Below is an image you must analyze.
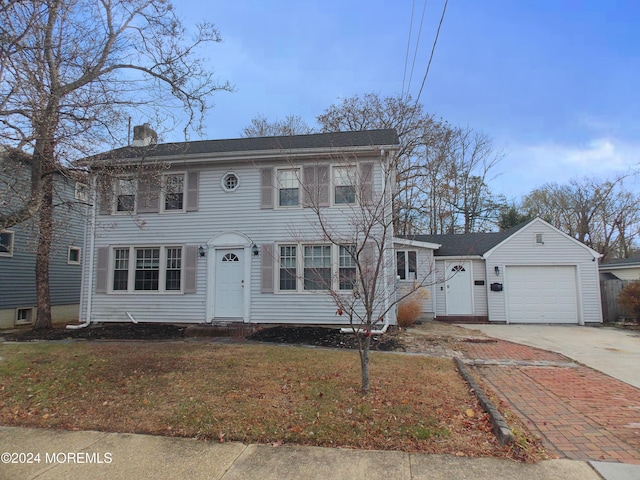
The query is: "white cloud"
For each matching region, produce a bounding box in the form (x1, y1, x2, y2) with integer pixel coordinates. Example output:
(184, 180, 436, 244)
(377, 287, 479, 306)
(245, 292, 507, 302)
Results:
(495, 137, 640, 198)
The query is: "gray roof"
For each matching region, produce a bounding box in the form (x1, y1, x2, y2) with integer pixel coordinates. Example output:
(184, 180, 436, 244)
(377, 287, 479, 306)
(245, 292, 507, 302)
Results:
(400, 221, 533, 256)
(600, 256, 640, 267)
(87, 129, 400, 163)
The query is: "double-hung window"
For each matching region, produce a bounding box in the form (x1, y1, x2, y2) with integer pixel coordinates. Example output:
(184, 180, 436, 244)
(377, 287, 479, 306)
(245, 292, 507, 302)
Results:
(279, 245, 297, 291)
(397, 250, 417, 280)
(333, 165, 357, 205)
(277, 169, 300, 207)
(163, 173, 185, 211)
(304, 245, 331, 290)
(338, 245, 357, 290)
(112, 246, 182, 293)
(115, 178, 136, 212)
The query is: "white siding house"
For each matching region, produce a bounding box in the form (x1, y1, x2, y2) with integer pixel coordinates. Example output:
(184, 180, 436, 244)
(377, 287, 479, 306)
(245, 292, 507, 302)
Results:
(401, 218, 603, 325)
(78, 129, 400, 327)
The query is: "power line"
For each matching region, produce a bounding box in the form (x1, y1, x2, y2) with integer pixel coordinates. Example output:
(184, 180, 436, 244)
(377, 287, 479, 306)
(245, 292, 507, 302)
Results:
(401, 0, 416, 99)
(404, 0, 428, 102)
(415, 0, 449, 106)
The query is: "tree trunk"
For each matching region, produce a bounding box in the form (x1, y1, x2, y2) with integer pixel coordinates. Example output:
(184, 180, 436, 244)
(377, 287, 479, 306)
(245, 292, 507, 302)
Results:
(34, 172, 53, 330)
(359, 334, 371, 394)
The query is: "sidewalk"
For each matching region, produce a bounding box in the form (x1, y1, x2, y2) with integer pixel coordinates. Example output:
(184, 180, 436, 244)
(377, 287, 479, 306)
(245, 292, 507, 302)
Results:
(0, 426, 601, 480)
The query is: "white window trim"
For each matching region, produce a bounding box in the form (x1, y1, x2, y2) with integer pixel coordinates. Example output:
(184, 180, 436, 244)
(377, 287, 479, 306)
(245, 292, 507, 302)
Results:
(108, 245, 185, 294)
(67, 246, 81, 265)
(161, 172, 187, 213)
(275, 167, 303, 209)
(275, 242, 357, 293)
(221, 171, 240, 192)
(331, 164, 358, 206)
(397, 250, 417, 281)
(0, 230, 14, 257)
(113, 177, 138, 215)
(74, 181, 88, 202)
(15, 307, 34, 325)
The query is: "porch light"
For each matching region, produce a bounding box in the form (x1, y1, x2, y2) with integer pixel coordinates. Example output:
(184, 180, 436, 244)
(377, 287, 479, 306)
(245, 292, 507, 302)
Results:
(252, 243, 259, 256)
(198, 246, 206, 257)
(494, 266, 500, 276)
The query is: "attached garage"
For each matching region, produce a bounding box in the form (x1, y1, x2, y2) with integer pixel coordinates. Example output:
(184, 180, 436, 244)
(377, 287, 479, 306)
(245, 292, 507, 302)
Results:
(505, 265, 579, 323)
(401, 218, 603, 324)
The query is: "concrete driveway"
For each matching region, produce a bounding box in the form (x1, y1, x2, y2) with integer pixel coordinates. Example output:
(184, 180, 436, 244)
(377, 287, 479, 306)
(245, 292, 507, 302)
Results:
(459, 324, 640, 389)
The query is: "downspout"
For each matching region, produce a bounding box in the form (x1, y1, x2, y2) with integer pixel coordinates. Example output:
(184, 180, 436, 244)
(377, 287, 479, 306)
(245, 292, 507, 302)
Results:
(67, 174, 97, 329)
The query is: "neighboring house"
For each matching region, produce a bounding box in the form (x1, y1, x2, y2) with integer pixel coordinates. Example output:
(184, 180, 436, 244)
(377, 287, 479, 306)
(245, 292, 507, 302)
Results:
(79, 128, 400, 326)
(400, 218, 603, 325)
(599, 256, 640, 281)
(0, 153, 87, 329)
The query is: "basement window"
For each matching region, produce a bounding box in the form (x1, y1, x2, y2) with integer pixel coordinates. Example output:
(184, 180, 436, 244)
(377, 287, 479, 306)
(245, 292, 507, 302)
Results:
(15, 307, 34, 326)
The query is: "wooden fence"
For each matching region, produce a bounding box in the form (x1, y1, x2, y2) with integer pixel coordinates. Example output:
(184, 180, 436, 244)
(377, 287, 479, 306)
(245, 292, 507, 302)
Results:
(600, 279, 630, 322)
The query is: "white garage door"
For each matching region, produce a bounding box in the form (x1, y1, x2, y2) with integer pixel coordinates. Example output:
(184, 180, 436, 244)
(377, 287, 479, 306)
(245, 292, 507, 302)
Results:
(506, 265, 579, 324)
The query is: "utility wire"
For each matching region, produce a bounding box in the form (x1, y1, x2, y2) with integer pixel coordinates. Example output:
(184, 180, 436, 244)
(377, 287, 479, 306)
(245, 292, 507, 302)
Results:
(415, 0, 448, 106)
(405, 0, 429, 102)
(401, 0, 416, 99)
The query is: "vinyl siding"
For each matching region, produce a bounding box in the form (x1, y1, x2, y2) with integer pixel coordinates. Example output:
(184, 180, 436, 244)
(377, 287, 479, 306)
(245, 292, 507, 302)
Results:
(83, 156, 394, 325)
(0, 174, 85, 311)
(395, 247, 436, 317)
(485, 220, 602, 324)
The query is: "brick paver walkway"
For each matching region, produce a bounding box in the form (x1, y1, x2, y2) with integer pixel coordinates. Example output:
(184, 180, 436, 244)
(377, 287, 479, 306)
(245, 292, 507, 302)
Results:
(462, 339, 640, 464)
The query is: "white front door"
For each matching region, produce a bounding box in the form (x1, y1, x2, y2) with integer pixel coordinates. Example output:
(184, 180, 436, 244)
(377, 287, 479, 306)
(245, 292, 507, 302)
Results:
(214, 249, 244, 318)
(445, 261, 473, 315)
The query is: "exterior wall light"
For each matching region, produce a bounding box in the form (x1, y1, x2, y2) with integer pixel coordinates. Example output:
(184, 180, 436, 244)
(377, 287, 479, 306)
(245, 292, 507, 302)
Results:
(198, 246, 206, 257)
(494, 266, 500, 276)
(252, 243, 259, 256)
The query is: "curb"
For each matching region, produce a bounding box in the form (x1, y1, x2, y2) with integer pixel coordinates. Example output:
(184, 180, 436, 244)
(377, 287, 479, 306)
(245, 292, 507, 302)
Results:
(454, 356, 515, 445)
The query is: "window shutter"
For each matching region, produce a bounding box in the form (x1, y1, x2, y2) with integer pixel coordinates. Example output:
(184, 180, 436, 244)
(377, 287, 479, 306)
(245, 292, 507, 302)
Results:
(261, 243, 274, 293)
(359, 242, 377, 286)
(260, 168, 274, 209)
(316, 165, 329, 207)
(95, 247, 109, 293)
(186, 172, 199, 212)
(137, 174, 159, 213)
(303, 165, 329, 208)
(184, 245, 197, 293)
(98, 174, 112, 215)
(359, 163, 374, 204)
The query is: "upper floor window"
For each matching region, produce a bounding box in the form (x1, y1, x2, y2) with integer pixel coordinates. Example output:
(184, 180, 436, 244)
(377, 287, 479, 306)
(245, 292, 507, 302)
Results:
(116, 178, 136, 212)
(333, 165, 357, 205)
(163, 173, 185, 211)
(397, 250, 417, 280)
(277, 169, 300, 207)
(0, 231, 14, 257)
(67, 246, 81, 265)
(222, 172, 239, 192)
(75, 182, 88, 202)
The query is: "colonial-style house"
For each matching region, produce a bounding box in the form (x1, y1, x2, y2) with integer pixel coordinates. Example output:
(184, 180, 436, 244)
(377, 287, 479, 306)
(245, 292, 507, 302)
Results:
(78, 128, 400, 327)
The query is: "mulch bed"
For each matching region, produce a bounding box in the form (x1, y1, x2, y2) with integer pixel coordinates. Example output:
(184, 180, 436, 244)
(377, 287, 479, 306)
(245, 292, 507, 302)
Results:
(2, 323, 187, 341)
(247, 326, 405, 351)
(2, 323, 405, 351)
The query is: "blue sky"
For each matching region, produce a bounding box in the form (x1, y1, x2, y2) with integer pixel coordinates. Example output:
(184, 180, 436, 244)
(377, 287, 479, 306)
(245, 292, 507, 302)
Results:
(172, 0, 640, 199)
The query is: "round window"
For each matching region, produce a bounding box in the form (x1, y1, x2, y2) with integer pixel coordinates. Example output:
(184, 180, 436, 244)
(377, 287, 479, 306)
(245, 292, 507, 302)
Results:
(222, 172, 239, 192)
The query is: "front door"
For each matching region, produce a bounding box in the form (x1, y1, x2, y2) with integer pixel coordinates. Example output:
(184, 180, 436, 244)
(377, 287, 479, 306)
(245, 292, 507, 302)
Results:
(214, 249, 244, 318)
(445, 261, 473, 315)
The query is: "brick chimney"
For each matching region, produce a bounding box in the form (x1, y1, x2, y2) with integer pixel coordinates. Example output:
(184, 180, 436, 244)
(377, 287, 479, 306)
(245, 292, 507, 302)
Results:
(131, 123, 158, 147)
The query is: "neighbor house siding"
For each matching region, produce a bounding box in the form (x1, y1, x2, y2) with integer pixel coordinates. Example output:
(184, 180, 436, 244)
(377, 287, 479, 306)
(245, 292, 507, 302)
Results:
(485, 221, 602, 324)
(0, 174, 85, 328)
(83, 155, 394, 326)
(599, 267, 640, 281)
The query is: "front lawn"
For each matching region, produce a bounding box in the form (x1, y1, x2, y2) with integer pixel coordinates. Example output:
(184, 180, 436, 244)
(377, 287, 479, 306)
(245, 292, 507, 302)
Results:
(0, 341, 544, 460)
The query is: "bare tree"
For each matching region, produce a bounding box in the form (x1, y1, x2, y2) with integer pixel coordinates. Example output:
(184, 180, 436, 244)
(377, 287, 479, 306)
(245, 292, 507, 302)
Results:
(522, 174, 640, 260)
(316, 93, 505, 235)
(297, 153, 433, 394)
(241, 114, 314, 137)
(0, 0, 231, 329)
